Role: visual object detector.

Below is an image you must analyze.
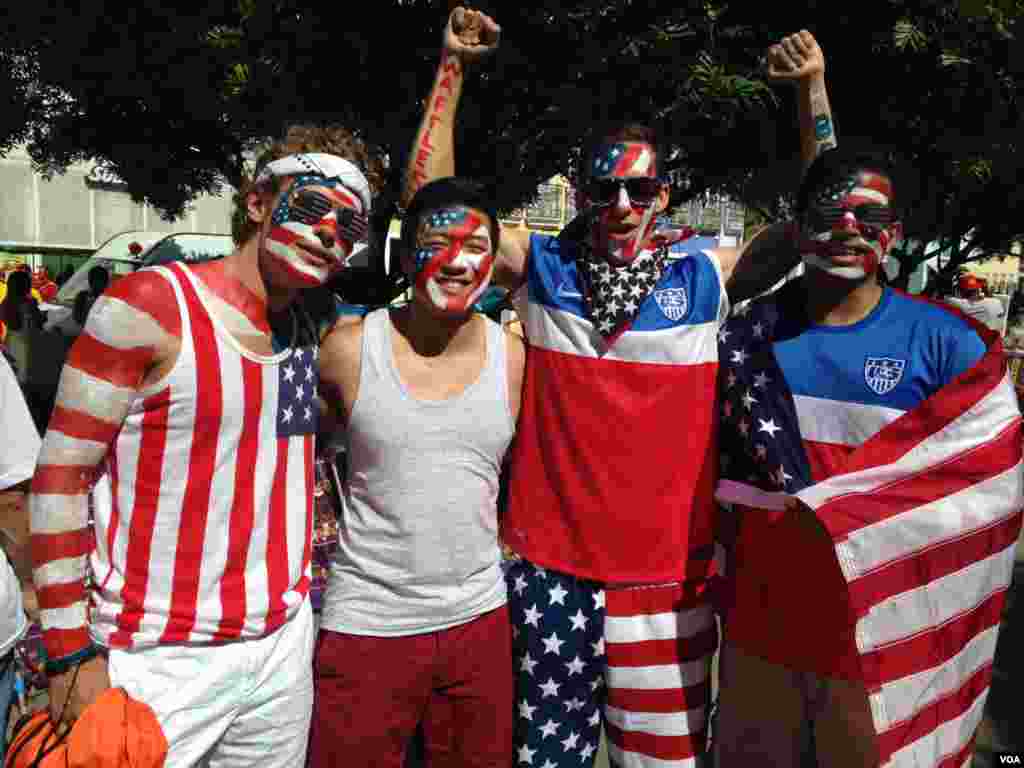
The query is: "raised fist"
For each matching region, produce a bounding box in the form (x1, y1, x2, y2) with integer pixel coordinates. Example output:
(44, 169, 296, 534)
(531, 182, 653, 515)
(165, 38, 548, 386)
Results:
(444, 7, 500, 63)
(767, 30, 825, 84)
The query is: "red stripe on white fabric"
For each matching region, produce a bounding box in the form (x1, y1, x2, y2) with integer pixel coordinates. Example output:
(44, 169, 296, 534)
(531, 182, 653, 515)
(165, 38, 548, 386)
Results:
(877, 663, 991, 765)
(213, 356, 263, 641)
(816, 419, 1022, 541)
(297, 434, 315, 595)
(849, 513, 1022, 614)
(65, 333, 151, 389)
(98, 451, 121, 592)
(109, 387, 171, 647)
(605, 682, 711, 716)
(860, 588, 1005, 691)
(605, 627, 717, 669)
(47, 406, 119, 445)
(264, 437, 291, 633)
(159, 264, 223, 643)
(605, 720, 705, 763)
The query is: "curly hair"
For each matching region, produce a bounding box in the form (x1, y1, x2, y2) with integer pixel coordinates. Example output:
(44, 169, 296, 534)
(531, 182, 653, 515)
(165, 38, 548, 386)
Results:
(232, 124, 386, 245)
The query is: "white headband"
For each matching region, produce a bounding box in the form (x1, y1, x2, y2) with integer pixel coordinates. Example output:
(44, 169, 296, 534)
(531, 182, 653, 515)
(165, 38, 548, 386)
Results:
(255, 153, 372, 213)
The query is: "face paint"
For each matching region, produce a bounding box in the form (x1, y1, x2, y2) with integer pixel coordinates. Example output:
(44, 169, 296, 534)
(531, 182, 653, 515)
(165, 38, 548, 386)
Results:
(799, 170, 897, 280)
(583, 142, 661, 266)
(262, 174, 368, 288)
(412, 206, 495, 315)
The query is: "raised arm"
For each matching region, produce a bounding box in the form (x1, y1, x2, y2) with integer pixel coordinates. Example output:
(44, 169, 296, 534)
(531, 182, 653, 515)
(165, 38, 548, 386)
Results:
(30, 270, 178, 723)
(768, 30, 836, 176)
(718, 30, 834, 302)
(401, 7, 530, 290)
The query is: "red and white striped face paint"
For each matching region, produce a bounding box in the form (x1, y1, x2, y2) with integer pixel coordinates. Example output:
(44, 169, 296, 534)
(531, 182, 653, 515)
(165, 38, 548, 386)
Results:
(800, 170, 899, 281)
(585, 142, 661, 266)
(412, 206, 495, 316)
(263, 176, 366, 288)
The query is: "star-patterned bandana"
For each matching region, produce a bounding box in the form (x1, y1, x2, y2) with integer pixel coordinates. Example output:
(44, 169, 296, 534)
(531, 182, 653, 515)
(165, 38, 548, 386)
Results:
(576, 243, 669, 338)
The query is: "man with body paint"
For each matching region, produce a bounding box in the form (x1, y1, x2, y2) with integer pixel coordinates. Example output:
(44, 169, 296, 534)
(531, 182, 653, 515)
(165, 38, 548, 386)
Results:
(29, 125, 380, 767)
(309, 176, 525, 768)
(713, 146, 1016, 767)
(403, 9, 836, 768)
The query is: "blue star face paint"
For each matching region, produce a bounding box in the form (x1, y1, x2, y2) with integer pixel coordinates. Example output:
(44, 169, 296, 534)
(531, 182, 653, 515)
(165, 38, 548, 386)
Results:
(412, 206, 495, 315)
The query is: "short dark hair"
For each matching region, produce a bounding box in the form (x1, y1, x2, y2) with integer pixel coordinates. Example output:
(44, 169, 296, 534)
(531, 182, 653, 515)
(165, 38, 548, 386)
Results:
(796, 146, 901, 216)
(400, 177, 500, 255)
(581, 122, 666, 180)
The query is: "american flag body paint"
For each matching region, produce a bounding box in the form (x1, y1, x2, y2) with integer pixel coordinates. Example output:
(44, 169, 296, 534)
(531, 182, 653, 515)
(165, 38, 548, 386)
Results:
(800, 170, 897, 280)
(413, 206, 495, 314)
(587, 142, 659, 265)
(263, 174, 365, 287)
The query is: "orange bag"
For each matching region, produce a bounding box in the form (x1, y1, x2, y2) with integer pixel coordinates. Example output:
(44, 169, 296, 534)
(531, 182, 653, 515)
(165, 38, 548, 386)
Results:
(6, 688, 168, 768)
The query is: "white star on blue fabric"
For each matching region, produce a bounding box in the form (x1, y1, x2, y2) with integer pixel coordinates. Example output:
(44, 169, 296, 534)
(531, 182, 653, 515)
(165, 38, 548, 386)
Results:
(759, 418, 782, 438)
(568, 609, 588, 631)
(592, 591, 605, 610)
(513, 574, 529, 595)
(520, 653, 539, 675)
(565, 656, 586, 677)
(561, 730, 581, 751)
(542, 632, 565, 655)
(539, 721, 560, 739)
(519, 699, 538, 721)
(548, 583, 568, 606)
(539, 678, 561, 698)
(284, 365, 296, 383)
(518, 744, 537, 764)
(524, 604, 543, 627)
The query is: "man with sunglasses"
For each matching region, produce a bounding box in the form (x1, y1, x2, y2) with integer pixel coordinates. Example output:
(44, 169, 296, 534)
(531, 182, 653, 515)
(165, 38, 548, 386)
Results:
(404, 9, 835, 767)
(30, 127, 377, 767)
(712, 145, 1020, 767)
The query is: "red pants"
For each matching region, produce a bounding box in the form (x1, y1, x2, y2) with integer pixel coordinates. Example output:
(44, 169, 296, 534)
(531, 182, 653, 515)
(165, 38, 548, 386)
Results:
(308, 605, 512, 768)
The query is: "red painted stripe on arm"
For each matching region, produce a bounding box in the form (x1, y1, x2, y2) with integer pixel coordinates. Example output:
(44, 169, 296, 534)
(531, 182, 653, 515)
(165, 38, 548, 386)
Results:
(109, 388, 171, 647)
(65, 333, 153, 389)
(30, 530, 92, 565)
(102, 270, 182, 337)
(31, 466, 93, 495)
(47, 406, 120, 445)
(214, 357, 262, 641)
(42, 626, 94, 661)
(36, 581, 88, 612)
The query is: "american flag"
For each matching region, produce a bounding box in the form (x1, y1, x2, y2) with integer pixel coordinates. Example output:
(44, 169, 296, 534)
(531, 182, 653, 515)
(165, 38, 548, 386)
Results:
(277, 345, 319, 438)
(716, 287, 1023, 767)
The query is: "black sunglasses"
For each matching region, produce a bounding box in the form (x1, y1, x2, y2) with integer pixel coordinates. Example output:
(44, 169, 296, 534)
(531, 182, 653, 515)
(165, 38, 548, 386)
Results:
(289, 189, 369, 241)
(811, 204, 892, 234)
(585, 177, 663, 207)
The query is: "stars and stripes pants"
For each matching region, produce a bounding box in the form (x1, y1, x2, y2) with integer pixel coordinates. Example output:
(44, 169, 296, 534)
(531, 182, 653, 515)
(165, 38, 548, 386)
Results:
(507, 559, 716, 768)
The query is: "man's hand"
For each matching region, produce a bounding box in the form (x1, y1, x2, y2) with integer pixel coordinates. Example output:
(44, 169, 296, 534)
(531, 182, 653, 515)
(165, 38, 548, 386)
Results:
(767, 30, 825, 85)
(444, 7, 500, 64)
(47, 655, 111, 727)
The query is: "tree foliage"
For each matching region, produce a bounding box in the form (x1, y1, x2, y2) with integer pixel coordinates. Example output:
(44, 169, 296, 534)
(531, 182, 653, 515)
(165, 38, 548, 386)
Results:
(2, 1, 1023, 299)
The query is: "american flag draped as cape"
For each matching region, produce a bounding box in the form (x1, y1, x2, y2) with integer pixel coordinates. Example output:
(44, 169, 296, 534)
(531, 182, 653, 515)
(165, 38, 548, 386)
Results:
(716, 290, 1023, 768)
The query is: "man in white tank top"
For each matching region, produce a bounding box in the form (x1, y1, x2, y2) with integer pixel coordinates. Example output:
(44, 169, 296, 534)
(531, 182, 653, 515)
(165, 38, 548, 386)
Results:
(310, 177, 526, 768)
(30, 126, 380, 767)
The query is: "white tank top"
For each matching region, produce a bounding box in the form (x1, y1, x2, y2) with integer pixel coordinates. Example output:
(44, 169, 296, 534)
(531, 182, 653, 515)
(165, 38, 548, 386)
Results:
(321, 308, 514, 636)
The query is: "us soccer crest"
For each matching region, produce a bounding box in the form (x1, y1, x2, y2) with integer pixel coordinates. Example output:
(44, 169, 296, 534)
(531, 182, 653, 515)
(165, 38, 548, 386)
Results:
(864, 356, 906, 396)
(654, 287, 688, 322)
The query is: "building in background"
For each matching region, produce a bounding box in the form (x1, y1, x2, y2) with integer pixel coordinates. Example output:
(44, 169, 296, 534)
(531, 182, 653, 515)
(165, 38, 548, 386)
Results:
(0, 144, 234, 277)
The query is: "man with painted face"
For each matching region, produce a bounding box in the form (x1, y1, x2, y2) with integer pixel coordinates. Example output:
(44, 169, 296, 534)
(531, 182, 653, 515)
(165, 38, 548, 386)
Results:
(714, 146, 1021, 767)
(309, 176, 525, 768)
(29, 125, 379, 767)
(403, 9, 835, 768)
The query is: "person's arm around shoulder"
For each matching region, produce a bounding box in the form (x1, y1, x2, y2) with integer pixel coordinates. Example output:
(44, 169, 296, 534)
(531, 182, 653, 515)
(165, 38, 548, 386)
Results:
(319, 315, 366, 430)
(504, 324, 526, 423)
(31, 269, 179, 726)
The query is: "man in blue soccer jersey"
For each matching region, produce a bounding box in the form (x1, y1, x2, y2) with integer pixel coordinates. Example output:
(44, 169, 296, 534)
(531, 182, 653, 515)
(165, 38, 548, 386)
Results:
(715, 146, 1022, 767)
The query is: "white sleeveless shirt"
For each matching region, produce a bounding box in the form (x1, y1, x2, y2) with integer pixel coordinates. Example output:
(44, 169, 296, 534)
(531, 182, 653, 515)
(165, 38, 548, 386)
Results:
(320, 308, 514, 636)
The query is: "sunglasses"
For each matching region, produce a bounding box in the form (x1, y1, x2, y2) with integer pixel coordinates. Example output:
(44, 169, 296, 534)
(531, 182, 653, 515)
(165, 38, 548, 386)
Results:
(289, 188, 369, 242)
(806, 204, 893, 236)
(584, 177, 663, 207)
